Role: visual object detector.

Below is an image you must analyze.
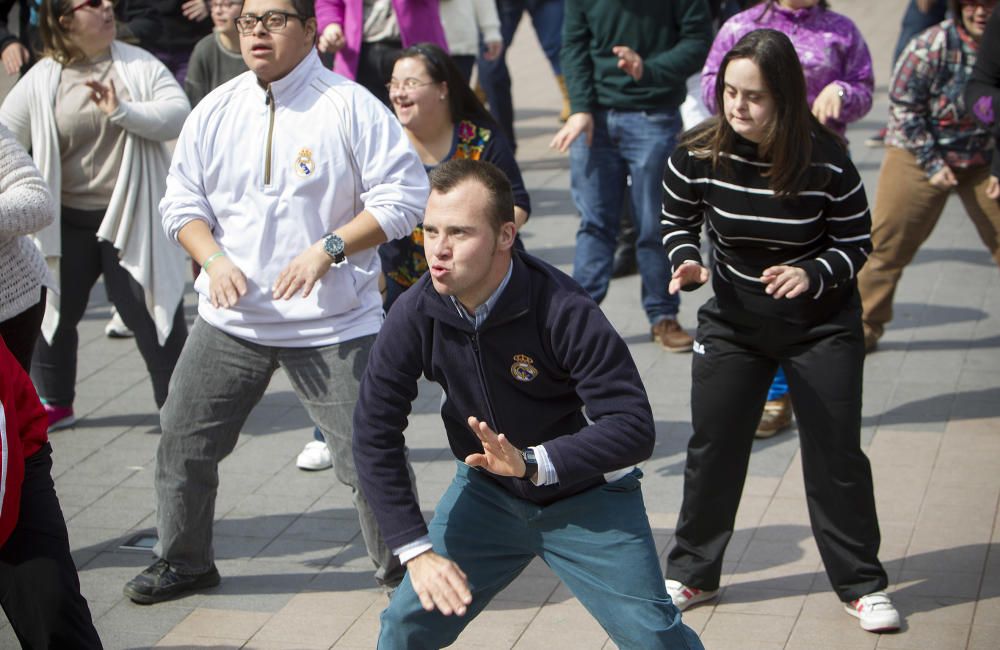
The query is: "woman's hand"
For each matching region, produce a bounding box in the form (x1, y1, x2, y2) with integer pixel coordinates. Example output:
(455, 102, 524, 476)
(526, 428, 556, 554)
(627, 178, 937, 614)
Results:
(206, 256, 248, 309)
(761, 265, 809, 299)
(668, 261, 709, 294)
(987, 175, 999, 200)
(318, 23, 346, 54)
(928, 166, 958, 190)
(811, 82, 843, 125)
(85, 79, 120, 115)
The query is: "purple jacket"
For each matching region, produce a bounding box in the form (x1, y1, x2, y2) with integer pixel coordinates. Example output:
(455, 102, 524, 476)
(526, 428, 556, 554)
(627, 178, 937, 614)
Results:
(701, 3, 874, 136)
(315, 0, 448, 80)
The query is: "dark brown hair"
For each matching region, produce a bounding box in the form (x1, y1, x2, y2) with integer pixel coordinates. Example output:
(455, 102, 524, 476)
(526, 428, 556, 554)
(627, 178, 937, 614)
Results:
(680, 28, 840, 196)
(40, 0, 87, 65)
(429, 159, 514, 234)
(396, 43, 496, 128)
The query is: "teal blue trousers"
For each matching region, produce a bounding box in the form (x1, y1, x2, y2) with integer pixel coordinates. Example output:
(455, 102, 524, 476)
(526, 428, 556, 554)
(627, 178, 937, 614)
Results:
(378, 462, 703, 649)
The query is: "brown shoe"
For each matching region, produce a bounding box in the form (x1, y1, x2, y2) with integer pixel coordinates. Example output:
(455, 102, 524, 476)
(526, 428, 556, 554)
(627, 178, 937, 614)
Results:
(651, 318, 693, 352)
(755, 394, 792, 438)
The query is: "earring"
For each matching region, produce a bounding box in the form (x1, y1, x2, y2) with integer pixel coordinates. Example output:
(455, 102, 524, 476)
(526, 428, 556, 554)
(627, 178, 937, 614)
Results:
(440, 95, 446, 100)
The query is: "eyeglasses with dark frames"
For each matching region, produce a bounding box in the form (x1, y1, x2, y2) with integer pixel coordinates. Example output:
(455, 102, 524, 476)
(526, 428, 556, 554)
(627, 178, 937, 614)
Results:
(235, 10, 307, 35)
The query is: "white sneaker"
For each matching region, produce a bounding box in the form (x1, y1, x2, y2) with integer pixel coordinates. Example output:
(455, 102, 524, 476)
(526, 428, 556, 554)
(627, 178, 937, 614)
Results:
(104, 311, 134, 339)
(844, 591, 901, 632)
(296, 440, 332, 471)
(665, 579, 719, 611)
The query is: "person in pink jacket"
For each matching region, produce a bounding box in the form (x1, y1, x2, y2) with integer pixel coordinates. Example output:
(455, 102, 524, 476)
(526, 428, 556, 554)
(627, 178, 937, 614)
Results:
(315, 0, 448, 105)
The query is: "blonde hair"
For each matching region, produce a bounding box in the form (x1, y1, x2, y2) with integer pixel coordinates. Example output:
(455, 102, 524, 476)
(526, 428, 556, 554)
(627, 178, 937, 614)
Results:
(39, 0, 88, 65)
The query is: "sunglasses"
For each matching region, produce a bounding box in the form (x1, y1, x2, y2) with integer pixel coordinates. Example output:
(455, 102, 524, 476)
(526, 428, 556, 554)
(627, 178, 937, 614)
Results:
(67, 0, 105, 12)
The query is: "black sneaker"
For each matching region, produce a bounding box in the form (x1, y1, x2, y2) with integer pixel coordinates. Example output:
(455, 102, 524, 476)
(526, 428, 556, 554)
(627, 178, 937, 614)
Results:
(123, 559, 220, 604)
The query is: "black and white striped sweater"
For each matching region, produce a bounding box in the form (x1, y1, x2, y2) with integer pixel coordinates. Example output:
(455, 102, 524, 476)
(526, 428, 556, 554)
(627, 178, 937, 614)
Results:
(661, 133, 872, 321)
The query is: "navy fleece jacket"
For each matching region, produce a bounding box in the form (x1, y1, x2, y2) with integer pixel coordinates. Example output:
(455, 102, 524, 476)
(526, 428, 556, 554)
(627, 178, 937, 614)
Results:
(352, 251, 655, 550)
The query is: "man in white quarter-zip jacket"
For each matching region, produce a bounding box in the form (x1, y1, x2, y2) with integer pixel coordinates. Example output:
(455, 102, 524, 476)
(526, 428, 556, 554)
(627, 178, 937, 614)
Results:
(122, 0, 429, 605)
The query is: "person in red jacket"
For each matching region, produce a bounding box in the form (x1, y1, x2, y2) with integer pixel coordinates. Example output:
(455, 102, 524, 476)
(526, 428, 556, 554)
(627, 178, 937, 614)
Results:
(0, 336, 102, 648)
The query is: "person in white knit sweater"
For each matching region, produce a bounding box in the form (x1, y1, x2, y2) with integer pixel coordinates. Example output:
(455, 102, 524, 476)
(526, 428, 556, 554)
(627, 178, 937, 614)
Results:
(0, 0, 191, 432)
(0, 122, 55, 372)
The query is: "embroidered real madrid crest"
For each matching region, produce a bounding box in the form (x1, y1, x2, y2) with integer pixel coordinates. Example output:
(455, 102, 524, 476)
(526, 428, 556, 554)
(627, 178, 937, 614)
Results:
(510, 354, 539, 382)
(295, 148, 315, 177)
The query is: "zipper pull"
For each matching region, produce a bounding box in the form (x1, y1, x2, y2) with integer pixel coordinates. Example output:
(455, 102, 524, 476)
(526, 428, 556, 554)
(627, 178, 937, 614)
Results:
(265, 86, 273, 106)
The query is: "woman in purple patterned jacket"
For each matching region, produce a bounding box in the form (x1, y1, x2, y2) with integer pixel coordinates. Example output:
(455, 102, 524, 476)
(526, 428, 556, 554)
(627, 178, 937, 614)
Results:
(700, 0, 874, 438)
(702, 0, 874, 138)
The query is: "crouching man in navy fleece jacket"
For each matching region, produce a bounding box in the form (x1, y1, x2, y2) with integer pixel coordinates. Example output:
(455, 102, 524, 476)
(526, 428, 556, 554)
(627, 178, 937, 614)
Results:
(352, 158, 703, 650)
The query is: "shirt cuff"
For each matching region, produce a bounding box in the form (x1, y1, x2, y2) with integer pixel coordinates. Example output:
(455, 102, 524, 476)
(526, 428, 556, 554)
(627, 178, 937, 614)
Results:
(531, 445, 559, 486)
(394, 536, 433, 564)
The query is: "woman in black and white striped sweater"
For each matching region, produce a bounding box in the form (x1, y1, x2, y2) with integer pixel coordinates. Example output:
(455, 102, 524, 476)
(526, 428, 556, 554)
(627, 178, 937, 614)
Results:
(659, 29, 901, 634)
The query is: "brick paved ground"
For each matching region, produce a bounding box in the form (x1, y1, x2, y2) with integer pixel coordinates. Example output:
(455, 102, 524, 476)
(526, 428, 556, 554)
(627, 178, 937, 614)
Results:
(2, 1, 999, 647)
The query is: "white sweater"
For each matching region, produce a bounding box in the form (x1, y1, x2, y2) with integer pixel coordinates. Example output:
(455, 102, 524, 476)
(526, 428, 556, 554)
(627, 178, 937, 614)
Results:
(439, 0, 502, 56)
(0, 123, 55, 324)
(0, 42, 191, 345)
(161, 50, 428, 347)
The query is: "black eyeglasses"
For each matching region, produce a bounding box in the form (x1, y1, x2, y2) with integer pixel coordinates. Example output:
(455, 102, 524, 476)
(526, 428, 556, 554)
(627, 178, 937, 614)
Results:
(67, 0, 104, 13)
(235, 10, 306, 35)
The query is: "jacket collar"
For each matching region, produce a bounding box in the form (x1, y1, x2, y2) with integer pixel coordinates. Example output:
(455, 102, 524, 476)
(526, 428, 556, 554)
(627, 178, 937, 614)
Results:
(416, 250, 532, 332)
(252, 47, 322, 104)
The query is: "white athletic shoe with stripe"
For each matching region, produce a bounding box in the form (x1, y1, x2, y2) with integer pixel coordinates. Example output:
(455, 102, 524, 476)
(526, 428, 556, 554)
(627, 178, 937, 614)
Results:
(664, 579, 719, 611)
(844, 591, 901, 632)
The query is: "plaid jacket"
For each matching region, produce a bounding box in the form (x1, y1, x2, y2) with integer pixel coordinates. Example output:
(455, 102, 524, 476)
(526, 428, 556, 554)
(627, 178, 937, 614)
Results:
(886, 20, 994, 178)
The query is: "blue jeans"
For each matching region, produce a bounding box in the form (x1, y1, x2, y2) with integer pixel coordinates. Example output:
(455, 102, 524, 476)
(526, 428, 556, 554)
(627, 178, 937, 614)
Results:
(571, 108, 681, 325)
(477, 0, 564, 148)
(379, 463, 703, 650)
(767, 366, 789, 400)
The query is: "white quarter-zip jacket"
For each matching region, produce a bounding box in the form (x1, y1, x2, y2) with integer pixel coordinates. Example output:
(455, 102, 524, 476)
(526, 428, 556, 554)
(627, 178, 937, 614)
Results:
(161, 50, 428, 347)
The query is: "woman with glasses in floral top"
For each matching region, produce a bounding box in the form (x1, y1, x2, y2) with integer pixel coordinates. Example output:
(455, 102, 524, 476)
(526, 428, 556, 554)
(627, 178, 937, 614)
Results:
(381, 42, 530, 310)
(858, 0, 1000, 352)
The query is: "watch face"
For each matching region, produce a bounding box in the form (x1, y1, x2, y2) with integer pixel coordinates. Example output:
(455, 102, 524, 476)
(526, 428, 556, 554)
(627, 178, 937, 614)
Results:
(324, 234, 345, 259)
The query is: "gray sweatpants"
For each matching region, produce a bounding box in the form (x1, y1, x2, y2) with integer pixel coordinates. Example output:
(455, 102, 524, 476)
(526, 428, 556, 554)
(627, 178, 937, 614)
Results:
(154, 317, 406, 587)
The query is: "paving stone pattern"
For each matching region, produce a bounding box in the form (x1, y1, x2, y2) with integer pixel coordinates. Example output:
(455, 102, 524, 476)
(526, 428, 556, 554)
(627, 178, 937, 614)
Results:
(2, 1, 998, 647)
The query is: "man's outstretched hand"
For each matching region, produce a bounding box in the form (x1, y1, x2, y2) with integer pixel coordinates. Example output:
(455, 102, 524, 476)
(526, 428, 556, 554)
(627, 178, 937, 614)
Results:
(464, 416, 527, 478)
(407, 551, 472, 616)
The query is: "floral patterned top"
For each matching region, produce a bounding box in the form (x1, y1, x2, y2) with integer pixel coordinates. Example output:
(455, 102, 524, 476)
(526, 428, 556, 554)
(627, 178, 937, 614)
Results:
(379, 119, 530, 290)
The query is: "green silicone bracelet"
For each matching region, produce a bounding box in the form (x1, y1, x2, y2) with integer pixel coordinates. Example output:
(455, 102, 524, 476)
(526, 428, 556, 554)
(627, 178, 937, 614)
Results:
(203, 251, 226, 270)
